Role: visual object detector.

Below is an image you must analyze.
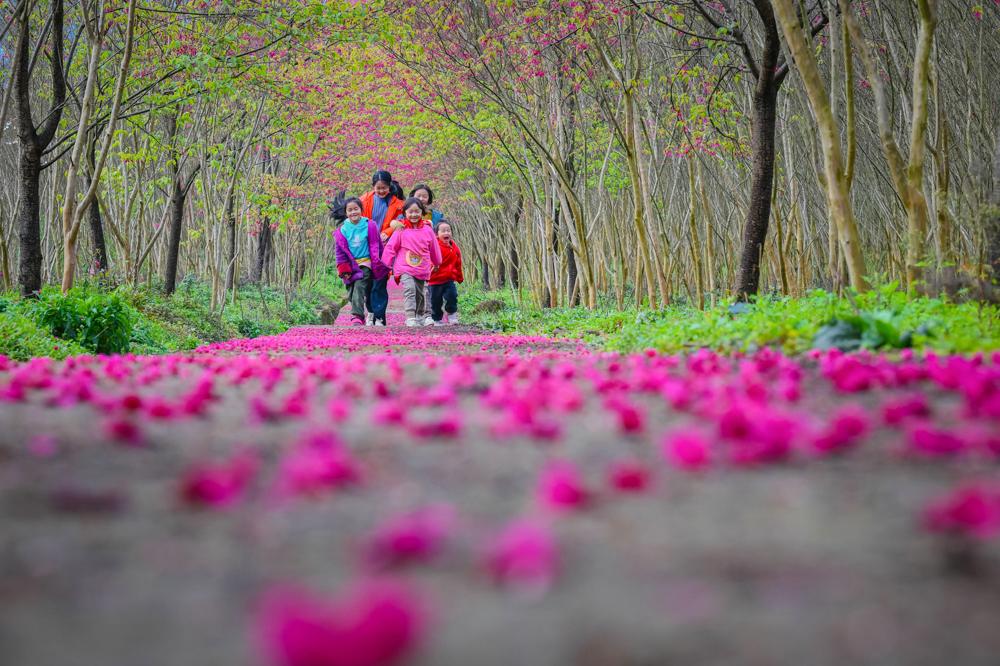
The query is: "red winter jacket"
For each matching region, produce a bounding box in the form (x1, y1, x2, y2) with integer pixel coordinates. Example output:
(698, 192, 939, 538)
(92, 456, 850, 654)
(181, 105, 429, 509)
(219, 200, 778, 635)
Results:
(429, 239, 463, 285)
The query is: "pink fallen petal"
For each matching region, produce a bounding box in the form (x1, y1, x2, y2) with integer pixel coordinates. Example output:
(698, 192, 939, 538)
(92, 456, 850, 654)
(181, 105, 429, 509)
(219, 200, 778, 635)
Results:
(907, 423, 969, 458)
(408, 415, 462, 439)
(605, 398, 645, 435)
(882, 394, 931, 426)
(371, 401, 405, 426)
(607, 459, 651, 493)
(485, 519, 559, 593)
(363, 505, 457, 569)
(662, 429, 712, 471)
(103, 417, 144, 447)
(28, 433, 59, 458)
(811, 405, 870, 456)
(327, 398, 351, 423)
(277, 442, 363, 497)
(146, 398, 176, 420)
(256, 579, 425, 666)
(179, 451, 258, 508)
(922, 481, 1000, 539)
(537, 460, 591, 510)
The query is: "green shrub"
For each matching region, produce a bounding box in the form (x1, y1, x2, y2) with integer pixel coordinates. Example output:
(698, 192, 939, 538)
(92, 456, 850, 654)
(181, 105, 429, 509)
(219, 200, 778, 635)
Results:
(235, 317, 263, 339)
(32, 288, 134, 354)
(0, 309, 87, 361)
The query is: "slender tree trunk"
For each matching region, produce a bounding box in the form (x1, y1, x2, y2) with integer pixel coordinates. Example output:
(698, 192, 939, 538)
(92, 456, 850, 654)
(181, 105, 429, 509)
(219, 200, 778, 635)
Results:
(735, 67, 780, 299)
(774, 0, 867, 291)
(16, 142, 43, 296)
(250, 218, 272, 284)
(15, 0, 66, 297)
(987, 133, 1000, 281)
(86, 136, 109, 273)
(223, 189, 237, 292)
(164, 178, 185, 295)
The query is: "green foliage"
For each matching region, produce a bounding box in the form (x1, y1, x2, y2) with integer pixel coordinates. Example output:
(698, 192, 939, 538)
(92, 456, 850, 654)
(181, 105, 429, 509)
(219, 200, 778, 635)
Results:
(0, 309, 87, 361)
(465, 285, 1000, 355)
(30, 288, 134, 354)
(235, 317, 263, 339)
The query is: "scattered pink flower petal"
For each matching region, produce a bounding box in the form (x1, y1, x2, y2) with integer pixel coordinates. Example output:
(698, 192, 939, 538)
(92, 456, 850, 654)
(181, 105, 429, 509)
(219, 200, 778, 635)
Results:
(256, 579, 425, 666)
(662, 429, 712, 471)
(537, 460, 591, 510)
(607, 459, 651, 493)
(923, 481, 1000, 539)
(811, 405, 869, 456)
(485, 519, 559, 593)
(179, 451, 258, 508)
(363, 505, 457, 569)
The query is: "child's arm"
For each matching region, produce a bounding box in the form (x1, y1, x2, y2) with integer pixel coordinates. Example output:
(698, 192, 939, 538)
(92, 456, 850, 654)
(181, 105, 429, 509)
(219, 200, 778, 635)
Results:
(429, 230, 443, 267)
(380, 231, 401, 271)
(454, 243, 464, 283)
(333, 231, 352, 276)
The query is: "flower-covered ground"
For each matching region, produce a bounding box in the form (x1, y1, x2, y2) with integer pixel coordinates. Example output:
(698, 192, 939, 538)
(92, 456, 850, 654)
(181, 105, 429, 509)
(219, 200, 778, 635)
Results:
(2, 283, 999, 666)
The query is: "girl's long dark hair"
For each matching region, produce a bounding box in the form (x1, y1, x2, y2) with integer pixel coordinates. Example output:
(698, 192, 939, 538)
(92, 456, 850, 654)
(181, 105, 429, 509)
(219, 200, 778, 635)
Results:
(371, 170, 392, 186)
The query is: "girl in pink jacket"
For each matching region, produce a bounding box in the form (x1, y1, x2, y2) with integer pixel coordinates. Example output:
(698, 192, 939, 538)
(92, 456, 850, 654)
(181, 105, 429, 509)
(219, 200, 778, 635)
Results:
(381, 197, 442, 326)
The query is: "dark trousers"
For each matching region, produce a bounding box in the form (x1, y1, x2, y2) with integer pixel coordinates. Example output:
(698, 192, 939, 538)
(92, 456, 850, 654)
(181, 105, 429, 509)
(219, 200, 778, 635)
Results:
(370, 276, 388, 323)
(347, 266, 373, 318)
(429, 281, 458, 321)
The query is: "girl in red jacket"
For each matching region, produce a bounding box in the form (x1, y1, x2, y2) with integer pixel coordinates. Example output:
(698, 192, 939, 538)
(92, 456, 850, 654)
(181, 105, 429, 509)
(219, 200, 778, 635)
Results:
(428, 223, 464, 325)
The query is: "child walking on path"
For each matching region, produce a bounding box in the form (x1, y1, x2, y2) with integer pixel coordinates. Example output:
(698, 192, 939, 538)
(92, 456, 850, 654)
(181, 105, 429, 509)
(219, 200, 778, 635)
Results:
(428, 223, 463, 325)
(381, 197, 442, 327)
(335, 198, 389, 326)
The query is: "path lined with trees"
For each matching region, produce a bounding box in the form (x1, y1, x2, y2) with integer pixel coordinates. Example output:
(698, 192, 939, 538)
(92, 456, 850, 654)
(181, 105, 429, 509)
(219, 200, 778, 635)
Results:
(1, 2, 998, 310)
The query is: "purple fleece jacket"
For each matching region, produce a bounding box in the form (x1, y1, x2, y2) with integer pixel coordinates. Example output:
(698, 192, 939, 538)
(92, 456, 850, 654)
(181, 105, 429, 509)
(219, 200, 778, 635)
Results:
(333, 220, 389, 285)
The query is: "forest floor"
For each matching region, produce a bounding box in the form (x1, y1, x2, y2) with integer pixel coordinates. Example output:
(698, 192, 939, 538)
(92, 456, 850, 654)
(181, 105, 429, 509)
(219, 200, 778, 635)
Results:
(2, 282, 1000, 666)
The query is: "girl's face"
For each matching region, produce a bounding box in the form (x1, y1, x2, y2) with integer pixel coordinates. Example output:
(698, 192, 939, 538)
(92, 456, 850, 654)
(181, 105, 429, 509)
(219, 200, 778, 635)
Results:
(345, 202, 362, 223)
(413, 188, 430, 206)
(374, 181, 390, 198)
(437, 224, 452, 242)
(405, 204, 424, 224)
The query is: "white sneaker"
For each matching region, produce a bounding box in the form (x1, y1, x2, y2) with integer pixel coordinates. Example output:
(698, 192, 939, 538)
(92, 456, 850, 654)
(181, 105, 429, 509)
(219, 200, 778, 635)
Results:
(375, 319, 386, 327)
(365, 313, 374, 326)
(433, 320, 445, 327)
(422, 316, 434, 326)
(405, 318, 419, 327)
(448, 313, 460, 325)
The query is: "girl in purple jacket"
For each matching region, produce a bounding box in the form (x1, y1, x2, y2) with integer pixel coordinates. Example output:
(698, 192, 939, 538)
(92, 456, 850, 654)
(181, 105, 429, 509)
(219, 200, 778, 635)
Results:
(381, 198, 442, 327)
(334, 198, 390, 326)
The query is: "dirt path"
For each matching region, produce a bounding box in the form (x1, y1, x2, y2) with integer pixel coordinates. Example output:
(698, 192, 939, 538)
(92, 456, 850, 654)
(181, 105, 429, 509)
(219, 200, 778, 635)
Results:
(2, 282, 999, 666)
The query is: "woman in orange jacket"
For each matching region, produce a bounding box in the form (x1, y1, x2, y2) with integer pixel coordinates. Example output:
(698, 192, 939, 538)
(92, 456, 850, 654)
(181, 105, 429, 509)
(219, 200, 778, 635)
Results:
(359, 170, 405, 242)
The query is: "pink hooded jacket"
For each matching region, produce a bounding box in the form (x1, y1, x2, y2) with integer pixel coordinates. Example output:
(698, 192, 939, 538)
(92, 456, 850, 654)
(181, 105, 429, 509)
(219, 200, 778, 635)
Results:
(380, 220, 442, 281)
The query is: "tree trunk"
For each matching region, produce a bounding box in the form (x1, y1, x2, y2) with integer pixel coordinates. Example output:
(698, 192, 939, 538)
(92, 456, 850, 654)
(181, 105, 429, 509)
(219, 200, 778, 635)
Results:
(774, 0, 867, 291)
(86, 137, 109, 273)
(250, 218, 272, 284)
(163, 178, 185, 295)
(509, 243, 520, 289)
(16, 142, 43, 296)
(223, 188, 237, 292)
(987, 132, 1000, 281)
(566, 243, 578, 306)
(736, 78, 779, 300)
(14, 0, 66, 297)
